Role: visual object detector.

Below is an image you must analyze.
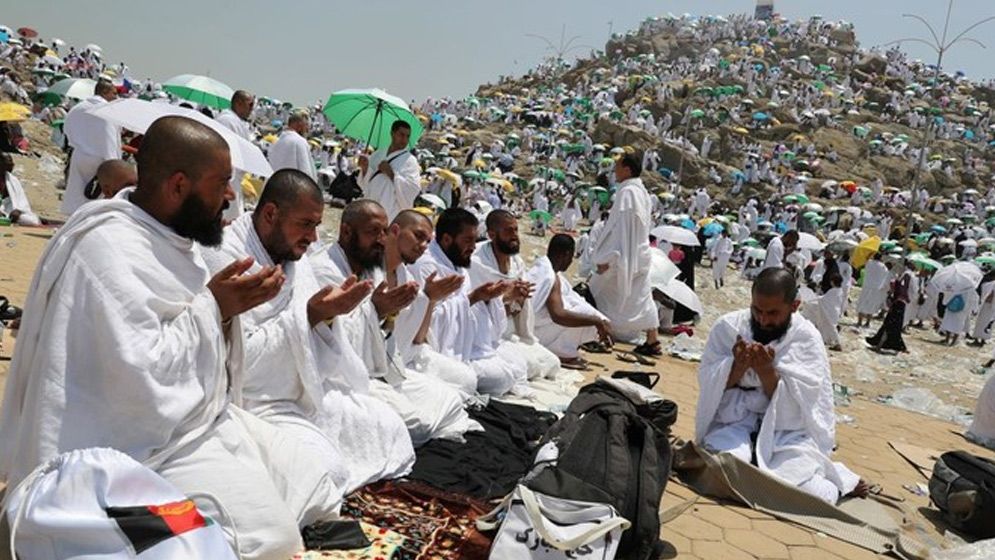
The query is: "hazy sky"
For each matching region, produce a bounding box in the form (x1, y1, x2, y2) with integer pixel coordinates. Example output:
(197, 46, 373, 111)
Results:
(5, 1, 995, 106)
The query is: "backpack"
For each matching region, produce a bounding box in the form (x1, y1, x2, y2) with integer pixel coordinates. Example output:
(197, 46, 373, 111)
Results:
(327, 171, 363, 202)
(527, 379, 678, 560)
(946, 294, 966, 313)
(928, 450, 995, 538)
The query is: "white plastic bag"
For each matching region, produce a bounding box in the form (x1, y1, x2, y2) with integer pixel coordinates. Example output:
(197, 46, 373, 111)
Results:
(4, 447, 237, 559)
(479, 485, 630, 560)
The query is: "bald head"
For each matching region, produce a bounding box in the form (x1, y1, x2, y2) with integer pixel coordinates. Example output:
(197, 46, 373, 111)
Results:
(341, 199, 386, 228)
(231, 90, 255, 120)
(254, 169, 322, 218)
(135, 116, 229, 193)
(752, 267, 798, 303)
(485, 208, 515, 233)
(392, 208, 432, 230)
(96, 159, 136, 199)
(391, 209, 434, 265)
(95, 80, 117, 101)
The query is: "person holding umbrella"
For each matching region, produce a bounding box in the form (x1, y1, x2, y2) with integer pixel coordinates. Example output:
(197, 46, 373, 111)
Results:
(61, 80, 119, 215)
(358, 120, 421, 221)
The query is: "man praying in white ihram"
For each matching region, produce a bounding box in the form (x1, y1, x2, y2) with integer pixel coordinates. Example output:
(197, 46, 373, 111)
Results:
(358, 120, 421, 221)
(696, 268, 868, 504)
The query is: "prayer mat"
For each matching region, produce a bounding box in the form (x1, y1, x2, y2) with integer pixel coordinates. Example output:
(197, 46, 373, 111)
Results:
(293, 522, 405, 559)
(673, 441, 942, 559)
(341, 480, 492, 559)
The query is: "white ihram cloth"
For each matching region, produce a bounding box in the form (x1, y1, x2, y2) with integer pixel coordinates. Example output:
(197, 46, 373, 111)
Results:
(62, 96, 121, 214)
(215, 109, 252, 220)
(268, 129, 317, 182)
(801, 287, 844, 347)
(903, 273, 922, 326)
(390, 262, 479, 398)
(762, 236, 785, 271)
(0, 197, 338, 560)
(695, 310, 860, 504)
(855, 259, 889, 316)
(470, 241, 560, 380)
(526, 256, 607, 359)
(588, 177, 659, 340)
(203, 214, 414, 494)
(359, 148, 421, 221)
(1, 172, 41, 225)
(711, 236, 733, 283)
(971, 280, 995, 340)
(310, 242, 480, 446)
(408, 241, 529, 396)
(940, 288, 979, 336)
(968, 373, 995, 449)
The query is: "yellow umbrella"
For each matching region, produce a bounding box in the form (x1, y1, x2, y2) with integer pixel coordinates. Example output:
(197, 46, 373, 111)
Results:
(436, 168, 461, 185)
(262, 133, 278, 144)
(851, 236, 881, 269)
(0, 102, 30, 122)
(697, 217, 714, 226)
(241, 174, 263, 200)
(472, 159, 487, 169)
(733, 127, 749, 135)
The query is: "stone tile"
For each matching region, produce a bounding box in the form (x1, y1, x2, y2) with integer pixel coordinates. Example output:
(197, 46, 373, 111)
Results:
(788, 546, 845, 560)
(724, 528, 791, 559)
(661, 530, 691, 554)
(692, 539, 758, 560)
(752, 519, 816, 546)
(693, 504, 753, 529)
(667, 513, 724, 542)
(812, 532, 880, 559)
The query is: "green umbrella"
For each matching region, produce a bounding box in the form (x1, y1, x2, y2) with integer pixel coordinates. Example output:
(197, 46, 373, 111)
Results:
(529, 210, 553, 224)
(162, 74, 235, 110)
(322, 88, 423, 150)
(783, 194, 798, 203)
(795, 193, 810, 204)
(462, 170, 486, 181)
(977, 255, 995, 266)
(803, 211, 820, 220)
(544, 168, 566, 182)
(689, 109, 705, 118)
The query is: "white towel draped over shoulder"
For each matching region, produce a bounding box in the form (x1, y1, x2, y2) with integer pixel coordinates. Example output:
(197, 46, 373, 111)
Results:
(359, 148, 421, 221)
(0, 197, 232, 487)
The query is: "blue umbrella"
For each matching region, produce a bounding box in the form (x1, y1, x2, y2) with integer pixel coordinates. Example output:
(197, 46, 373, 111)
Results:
(730, 170, 746, 181)
(703, 222, 724, 236)
(930, 225, 948, 233)
(680, 218, 696, 230)
(775, 221, 788, 233)
(658, 167, 674, 178)
(752, 111, 770, 121)
(0, 31, 8, 43)
(964, 130, 976, 140)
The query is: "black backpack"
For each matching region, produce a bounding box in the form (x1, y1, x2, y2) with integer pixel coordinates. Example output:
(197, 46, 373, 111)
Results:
(327, 171, 363, 202)
(527, 380, 678, 560)
(928, 450, 995, 538)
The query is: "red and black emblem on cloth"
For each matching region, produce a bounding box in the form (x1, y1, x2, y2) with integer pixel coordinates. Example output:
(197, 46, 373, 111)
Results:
(105, 499, 209, 553)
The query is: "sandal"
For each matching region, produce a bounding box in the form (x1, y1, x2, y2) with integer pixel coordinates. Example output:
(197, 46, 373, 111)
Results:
(632, 341, 662, 357)
(0, 296, 22, 322)
(560, 359, 591, 371)
(580, 341, 611, 354)
(616, 351, 656, 367)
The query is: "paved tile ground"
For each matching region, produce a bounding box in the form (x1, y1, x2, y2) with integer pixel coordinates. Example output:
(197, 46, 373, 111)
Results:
(579, 352, 995, 559)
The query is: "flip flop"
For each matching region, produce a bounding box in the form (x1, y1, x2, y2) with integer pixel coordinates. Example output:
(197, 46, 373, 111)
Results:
(616, 351, 656, 367)
(560, 361, 591, 371)
(633, 341, 663, 358)
(580, 341, 611, 354)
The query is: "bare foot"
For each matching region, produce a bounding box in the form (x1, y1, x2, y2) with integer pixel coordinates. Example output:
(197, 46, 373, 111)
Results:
(847, 479, 871, 498)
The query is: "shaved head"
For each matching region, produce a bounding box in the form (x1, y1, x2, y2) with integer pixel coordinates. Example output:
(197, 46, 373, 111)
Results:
(392, 208, 432, 230)
(341, 199, 385, 228)
(485, 208, 520, 256)
(485, 208, 515, 232)
(131, 116, 233, 246)
(340, 199, 388, 272)
(135, 116, 229, 192)
(96, 159, 136, 199)
(254, 169, 322, 219)
(390, 209, 434, 264)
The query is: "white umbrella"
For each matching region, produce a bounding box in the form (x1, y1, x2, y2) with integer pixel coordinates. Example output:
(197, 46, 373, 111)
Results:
(42, 54, 63, 66)
(651, 225, 700, 247)
(796, 232, 824, 251)
(648, 248, 681, 290)
(659, 279, 703, 315)
(959, 239, 978, 247)
(85, 43, 102, 53)
(87, 98, 272, 177)
(416, 193, 447, 210)
(52, 38, 65, 48)
(932, 261, 983, 293)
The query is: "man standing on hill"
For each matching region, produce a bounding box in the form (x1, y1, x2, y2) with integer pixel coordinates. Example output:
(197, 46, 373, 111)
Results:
(358, 120, 421, 221)
(62, 79, 120, 215)
(268, 113, 317, 182)
(216, 89, 255, 219)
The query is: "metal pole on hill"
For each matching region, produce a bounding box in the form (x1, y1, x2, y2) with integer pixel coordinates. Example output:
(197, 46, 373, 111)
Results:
(885, 0, 995, 255)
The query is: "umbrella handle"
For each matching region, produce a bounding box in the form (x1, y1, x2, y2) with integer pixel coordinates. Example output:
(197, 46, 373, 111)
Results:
(366, 99, 383, 148)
